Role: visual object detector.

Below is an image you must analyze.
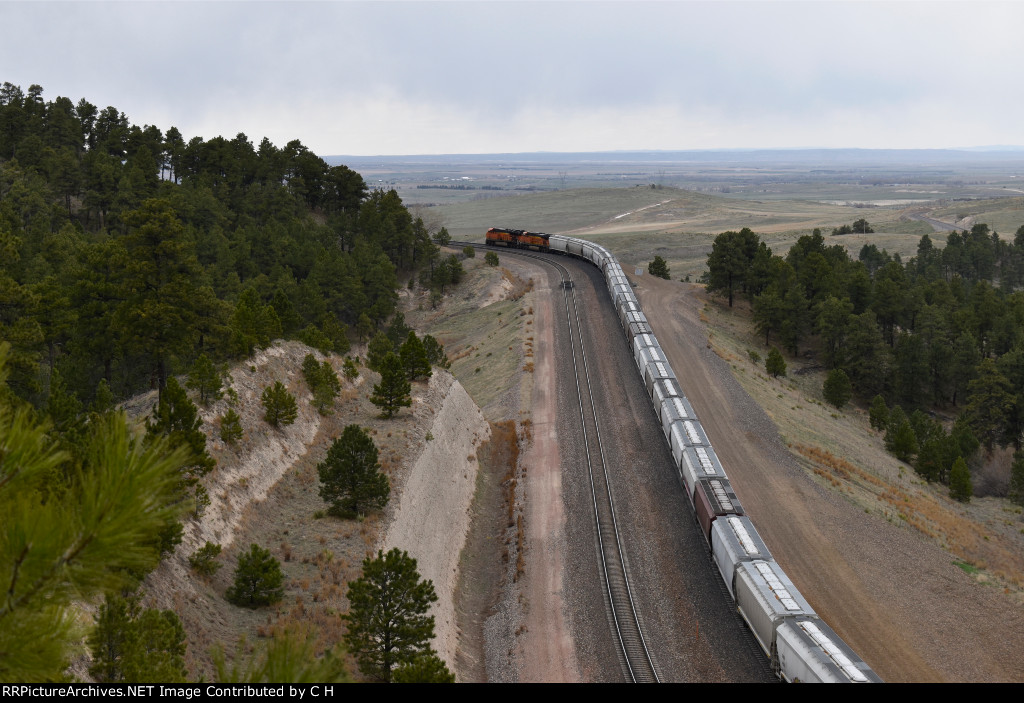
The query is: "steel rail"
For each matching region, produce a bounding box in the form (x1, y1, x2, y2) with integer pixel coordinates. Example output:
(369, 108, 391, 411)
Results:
(455, 241, 659, 682)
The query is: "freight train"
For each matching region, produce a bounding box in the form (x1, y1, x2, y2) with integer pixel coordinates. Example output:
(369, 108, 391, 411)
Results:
(495, 227, 882, 683)
(485, 227, 552, 251)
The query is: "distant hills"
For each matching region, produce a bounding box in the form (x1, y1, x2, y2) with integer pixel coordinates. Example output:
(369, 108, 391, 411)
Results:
(327, 148, 1024, 167)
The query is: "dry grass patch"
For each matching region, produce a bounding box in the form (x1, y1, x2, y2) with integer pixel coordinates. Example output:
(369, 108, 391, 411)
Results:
(792, 443, 886, 491)
(503, 268, 534, 300)
(514, 513, 525, 583)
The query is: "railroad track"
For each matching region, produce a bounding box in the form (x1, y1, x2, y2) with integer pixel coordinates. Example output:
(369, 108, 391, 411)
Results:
(455, 241, 659, 683)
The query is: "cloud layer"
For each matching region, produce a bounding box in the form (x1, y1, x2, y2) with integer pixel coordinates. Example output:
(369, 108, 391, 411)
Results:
(3, 1, 1020, 154)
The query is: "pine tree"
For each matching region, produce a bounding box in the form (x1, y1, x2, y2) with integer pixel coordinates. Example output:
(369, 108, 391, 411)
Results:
(145, 376, 215, 555)
(88, 592, 134, 683)
(400, 331, 432, 381)
(391, 650, 455, 683)
(302, 354, 341, 415)
(47, 369, 85, 450)
(226, 544, 284, 608)
(212, 627, 351, 683)
(432, 227, 451, 246)
(648, 256, 670, 280)
(815, 296, 853, 369)
(964, 358, 1015, 450)
(386, 312, 411, 349)
(301, 353, 322, 388)
(909, 410, 940, 446)
(822, 368, 852, 409)
(343, 357, 359, 381)
(186, 353, 223, 406)
(355, 313, 374, 344)
(868, 395, 889, 431)
(261, 381, 297, 427)
(753, 290, 785, 345)
(343, 548, 439, 682)
(188, 541, 223, 576)
(146, 376, 216, 487)
(317, 425, 390, 517)
(270, 288, 303, 337)
(884, 406, 908, 451)
(231, 288, 281, 358)
(113, 199, 207, 393)
(92, 378, 116, 415)
(949, 457, 973, 502)
(320, 313, 350, 355)
(370, 352, 411, 419)
(844, 311, 890, 399)
(366, 331, 394, 372)
(1009, 450, 1024, 506)
(885, 407, 919, 463)
(914, 437, 946, 483)
(320, 362, 341, 398)
(299, 325, 333, 355)
(89, 591, 187, 683)
(422, 335, 450, 370)
(779, 285, 810, 356)
(0, 345, 187, 682)
(219, 408, 243, 444)
(706, 229, 760, 307)
(445, 255, 464, 285)
(765, 347, 786, 378)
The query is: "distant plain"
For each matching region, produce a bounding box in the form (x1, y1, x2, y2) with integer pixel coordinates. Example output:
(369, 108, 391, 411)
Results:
(338, 149, 1024, 281)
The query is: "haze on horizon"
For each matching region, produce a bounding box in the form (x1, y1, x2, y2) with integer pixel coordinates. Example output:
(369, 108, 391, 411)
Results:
(3, 1, 1021, 157)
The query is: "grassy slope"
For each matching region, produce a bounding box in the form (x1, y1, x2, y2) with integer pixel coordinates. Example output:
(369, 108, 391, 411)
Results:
(932, 196, 1024, 235)
(703, 296, 1024, 593)
(403, 253, 535, 418)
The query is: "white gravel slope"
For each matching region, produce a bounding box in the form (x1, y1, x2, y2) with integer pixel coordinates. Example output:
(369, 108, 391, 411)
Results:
(381, 372, 490, 676)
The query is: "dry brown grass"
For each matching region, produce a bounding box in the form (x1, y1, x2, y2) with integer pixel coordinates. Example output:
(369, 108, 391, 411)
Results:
(450, 345, 476, 362)
(792, 436, 1024, 587)
(792, 443, 886, 490)
(492, 420, 520, 529)
(502, 268, 534, 300)
(514, 513, 525, 583)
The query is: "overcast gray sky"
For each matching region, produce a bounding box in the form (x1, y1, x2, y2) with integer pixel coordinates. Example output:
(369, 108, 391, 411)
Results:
(2, 1, 1021, 155)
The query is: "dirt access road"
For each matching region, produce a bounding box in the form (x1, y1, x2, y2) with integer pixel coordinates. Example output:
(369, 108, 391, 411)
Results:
(634, 274, 1024, 682)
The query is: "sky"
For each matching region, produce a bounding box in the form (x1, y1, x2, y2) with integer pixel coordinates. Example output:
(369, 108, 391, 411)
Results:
(2, 0, 1022, 156)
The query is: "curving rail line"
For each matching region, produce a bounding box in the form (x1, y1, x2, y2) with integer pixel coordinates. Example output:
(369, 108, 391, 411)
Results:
(455, 241, 659, 683)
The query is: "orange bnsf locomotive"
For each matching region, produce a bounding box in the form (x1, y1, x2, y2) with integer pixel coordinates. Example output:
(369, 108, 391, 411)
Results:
(485, 227, 551, 251)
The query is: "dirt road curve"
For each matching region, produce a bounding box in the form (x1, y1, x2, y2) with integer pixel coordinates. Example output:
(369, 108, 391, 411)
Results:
(635, 275, 1024, 682)
(518, 263, 580, 680)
